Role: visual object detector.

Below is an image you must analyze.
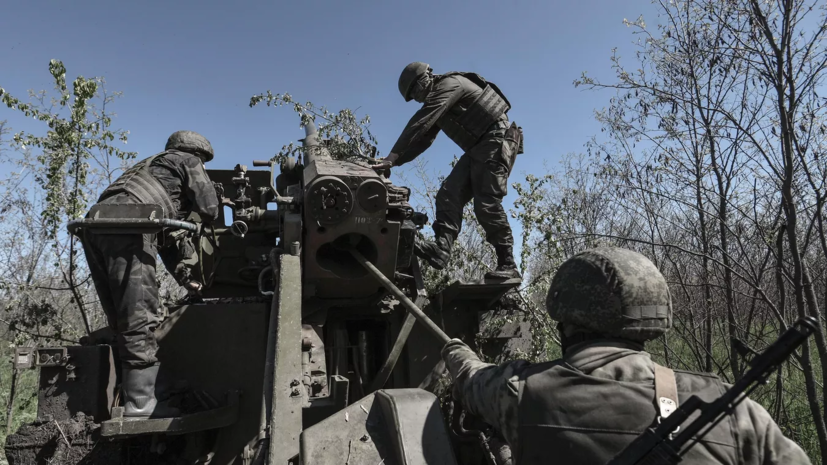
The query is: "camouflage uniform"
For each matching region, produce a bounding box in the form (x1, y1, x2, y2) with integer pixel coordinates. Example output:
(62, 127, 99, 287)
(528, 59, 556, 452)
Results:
(81, 135, 219, 368)
(441, 247, 811, 464)
(390, 67, 522, 277)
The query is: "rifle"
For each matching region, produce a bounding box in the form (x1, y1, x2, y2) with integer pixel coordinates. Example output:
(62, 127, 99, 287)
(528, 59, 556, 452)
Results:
(607, 316, 818, 465)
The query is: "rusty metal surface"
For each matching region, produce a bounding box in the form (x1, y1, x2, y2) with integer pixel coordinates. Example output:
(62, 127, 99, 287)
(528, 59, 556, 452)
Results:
(267, 252, 303, 464)
(154, 301, 270, 465)
(300, 393, 391, 465)
(303, 375, 349, 429)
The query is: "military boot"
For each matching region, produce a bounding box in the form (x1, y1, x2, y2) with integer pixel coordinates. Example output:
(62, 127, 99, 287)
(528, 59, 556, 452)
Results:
(485, 245, 522, 281)
(122, 364, 181, 419)
(414, 235, 452, 270)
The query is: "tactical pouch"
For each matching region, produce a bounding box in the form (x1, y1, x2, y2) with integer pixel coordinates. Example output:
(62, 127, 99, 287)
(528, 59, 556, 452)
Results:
(517, 126, 524, 154)
(505, 123, 524, 156)
(163, 229, 201, 286)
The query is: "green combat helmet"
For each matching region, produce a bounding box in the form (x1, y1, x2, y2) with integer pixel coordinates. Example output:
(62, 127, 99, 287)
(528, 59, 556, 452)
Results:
(398, 62, 431, 102)
(166, 130, 215, 162)
(546, 247, 672, 342)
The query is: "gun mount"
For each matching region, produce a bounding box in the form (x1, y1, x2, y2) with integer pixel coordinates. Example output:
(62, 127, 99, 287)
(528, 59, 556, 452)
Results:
(5, 122, 521, 465)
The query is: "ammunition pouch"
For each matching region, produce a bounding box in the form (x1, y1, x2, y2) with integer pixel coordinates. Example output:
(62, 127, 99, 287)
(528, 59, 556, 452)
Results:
(506, 123, 524, 155)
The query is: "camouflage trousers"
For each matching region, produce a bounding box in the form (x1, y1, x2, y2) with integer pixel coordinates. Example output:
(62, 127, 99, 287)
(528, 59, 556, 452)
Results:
(434, 125, 519, 248)
(81, 231, 160, 367)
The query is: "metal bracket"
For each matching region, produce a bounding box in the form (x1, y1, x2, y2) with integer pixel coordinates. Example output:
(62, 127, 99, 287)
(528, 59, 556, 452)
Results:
(101, 391, 240, 437)
(15, 347, 69, 369)
(658, 397, 677, 419)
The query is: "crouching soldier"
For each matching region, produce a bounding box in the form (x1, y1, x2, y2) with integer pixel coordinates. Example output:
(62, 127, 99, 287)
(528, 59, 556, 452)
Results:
(80, 130, 219, 418)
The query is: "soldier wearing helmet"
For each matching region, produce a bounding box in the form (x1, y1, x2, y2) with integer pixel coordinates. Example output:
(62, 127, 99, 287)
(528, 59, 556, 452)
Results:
(80, 130, 219, 418)
(373, 62, 523, 280)
(441, 247, 810, 464)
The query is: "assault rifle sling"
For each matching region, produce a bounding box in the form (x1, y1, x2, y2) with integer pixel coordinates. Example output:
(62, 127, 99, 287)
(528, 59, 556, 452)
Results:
(607, 316, 818, 465)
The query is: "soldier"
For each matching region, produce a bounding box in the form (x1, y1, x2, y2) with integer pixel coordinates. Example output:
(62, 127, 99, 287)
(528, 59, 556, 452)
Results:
(441, 247, 811, 464)
(80, 130, 219, 418)
(373, 62, 523, 280)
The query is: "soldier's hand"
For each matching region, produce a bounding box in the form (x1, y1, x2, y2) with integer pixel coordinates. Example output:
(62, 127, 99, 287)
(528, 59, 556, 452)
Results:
(184, 280, 203, 294)
(371, 159, 393, 171)
(371, 152, 399, 174)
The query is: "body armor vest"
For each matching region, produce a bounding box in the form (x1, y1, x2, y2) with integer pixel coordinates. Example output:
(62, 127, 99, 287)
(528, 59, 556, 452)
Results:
(99, 151, 177, 219)
(437, 72, 511, 152)
(516, 361, 739, 464)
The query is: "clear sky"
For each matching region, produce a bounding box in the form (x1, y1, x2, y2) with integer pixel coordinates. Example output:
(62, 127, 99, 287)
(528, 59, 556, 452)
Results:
(1, 0, 659, 246)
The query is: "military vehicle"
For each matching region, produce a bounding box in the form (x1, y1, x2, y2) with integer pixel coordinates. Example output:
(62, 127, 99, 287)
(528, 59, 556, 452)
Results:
(4, 122, 523, 465)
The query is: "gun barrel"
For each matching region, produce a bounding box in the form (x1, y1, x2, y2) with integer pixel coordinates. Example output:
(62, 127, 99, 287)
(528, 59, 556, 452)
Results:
(301, 120, 331, 165)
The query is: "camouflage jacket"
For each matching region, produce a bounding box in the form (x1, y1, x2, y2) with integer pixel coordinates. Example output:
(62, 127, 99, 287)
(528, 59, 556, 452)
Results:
(442, 339, 811, 465)
(146, 150, 219, 223)
(390, 74, 508, 166)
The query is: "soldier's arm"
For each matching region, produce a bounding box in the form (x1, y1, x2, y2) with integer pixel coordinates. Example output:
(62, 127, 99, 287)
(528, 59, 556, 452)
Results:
(441, 339, 529, 447)
(157, 232, 196, 287)
(390, 77, 463, 166)
(737, 397, 812, 464)
(157, 241, 183, 282)
(181, 156, 219, 223)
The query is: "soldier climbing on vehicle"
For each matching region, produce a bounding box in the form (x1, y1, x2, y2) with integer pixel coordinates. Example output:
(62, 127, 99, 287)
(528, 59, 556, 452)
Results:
(373, 62, 523, 280)
(79, 130, 219, 419)
(441, 247, 811, 464)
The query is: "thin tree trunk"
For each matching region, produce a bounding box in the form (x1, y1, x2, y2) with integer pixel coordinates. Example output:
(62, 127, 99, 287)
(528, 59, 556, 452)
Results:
(693, 154, 714, 373)
(5, 366, 18, 436)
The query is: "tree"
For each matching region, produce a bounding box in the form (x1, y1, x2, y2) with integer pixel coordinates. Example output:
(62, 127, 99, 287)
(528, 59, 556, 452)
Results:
(0, 61, 135, 448)
(0, 60, 135, 341)
(569, 0, 827, 459)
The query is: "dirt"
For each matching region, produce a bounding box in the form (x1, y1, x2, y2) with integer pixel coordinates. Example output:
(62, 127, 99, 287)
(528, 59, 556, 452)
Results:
(4, 413, 194, 465)
(5, 413, 120, 465)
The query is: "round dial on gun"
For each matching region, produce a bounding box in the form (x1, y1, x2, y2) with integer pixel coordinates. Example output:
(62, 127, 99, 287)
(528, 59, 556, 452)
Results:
(356, 179, 388, 214)
(309, 177, 354, 224)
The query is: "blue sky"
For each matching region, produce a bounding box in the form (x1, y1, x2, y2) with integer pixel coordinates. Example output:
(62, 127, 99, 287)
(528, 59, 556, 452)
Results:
(1, 0, 658, 247)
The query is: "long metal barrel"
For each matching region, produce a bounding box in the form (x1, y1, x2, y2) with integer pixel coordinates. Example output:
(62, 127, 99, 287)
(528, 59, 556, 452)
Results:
(301, 120, 331, 166)
(350, 249, 451, 344)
